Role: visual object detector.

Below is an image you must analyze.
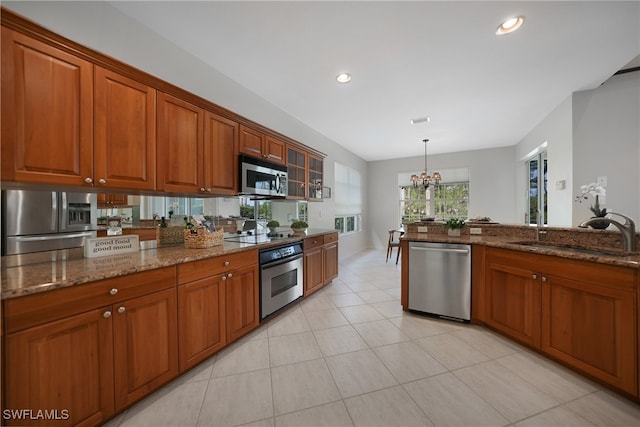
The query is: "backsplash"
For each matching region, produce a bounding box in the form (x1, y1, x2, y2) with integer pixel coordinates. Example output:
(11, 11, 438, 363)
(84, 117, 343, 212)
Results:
(402, 221, 637, 252)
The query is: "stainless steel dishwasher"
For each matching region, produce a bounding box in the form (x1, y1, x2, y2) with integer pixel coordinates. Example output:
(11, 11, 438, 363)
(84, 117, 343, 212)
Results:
(408, 242, 471, 322)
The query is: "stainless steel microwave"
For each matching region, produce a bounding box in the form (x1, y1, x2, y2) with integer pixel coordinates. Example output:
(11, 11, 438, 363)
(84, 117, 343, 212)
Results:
(239, 155, 288, 197)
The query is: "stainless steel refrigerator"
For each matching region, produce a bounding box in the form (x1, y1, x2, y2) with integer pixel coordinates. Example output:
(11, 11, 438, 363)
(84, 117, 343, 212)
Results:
(2, 189, 97, 255)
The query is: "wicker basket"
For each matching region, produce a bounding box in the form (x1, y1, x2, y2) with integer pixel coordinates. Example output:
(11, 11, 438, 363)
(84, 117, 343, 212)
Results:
(183, 227, 224, 249)
(156, 226, 185, 246)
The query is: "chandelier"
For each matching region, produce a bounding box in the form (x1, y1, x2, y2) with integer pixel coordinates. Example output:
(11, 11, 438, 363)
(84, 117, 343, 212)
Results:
(410, 139, 441, 189)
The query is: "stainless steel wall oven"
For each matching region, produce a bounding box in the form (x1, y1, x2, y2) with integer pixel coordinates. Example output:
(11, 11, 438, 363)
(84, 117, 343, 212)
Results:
(259, 242, 303, 320)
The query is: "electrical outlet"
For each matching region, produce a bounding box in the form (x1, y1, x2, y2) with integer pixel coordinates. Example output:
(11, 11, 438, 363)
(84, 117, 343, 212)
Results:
(418, 226, 428, 233)
(470, 227, 482, 235)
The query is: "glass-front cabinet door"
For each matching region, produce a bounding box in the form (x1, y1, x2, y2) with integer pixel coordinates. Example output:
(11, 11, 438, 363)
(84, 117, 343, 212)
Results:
(287, 146, 307, 199)
(308, 154, 323, 200)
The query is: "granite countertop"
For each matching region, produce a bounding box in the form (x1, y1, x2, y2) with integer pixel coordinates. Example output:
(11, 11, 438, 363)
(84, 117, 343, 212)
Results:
(1, 229, 336, 300)
(402, 232, 640, 269)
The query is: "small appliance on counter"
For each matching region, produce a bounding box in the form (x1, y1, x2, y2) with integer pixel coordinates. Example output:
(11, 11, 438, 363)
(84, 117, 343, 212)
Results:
(2, 189, 97, 255)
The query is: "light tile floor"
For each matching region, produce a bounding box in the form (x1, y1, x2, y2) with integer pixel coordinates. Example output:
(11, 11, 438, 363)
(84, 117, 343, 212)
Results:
(105, 249, 640, 427)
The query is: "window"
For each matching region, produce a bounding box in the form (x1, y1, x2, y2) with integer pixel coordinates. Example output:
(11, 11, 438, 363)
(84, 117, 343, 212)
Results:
(400, 182, 469, 223)
(335, 214, 361, 234)
(334, 162, 362, 234)
(398, 167, 470, 224)
(526, 150, 547, 225)
(297, 201, 308, 223)
(141, 196, 204, 219)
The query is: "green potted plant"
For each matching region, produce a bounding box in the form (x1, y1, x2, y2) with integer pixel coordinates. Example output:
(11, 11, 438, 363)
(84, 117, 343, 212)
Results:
(290, 220, 309, 234)
(444, 217, 466, 237)
(267, 220, 280, 233)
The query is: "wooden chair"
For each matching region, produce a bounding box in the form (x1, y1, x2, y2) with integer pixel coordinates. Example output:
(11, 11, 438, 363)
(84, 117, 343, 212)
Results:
(386, 229, 403, 264)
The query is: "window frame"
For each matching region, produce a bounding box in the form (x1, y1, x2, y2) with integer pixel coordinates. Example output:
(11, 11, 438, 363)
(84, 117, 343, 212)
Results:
(399, 181, 469, 224)
(526, 151, 548, 226)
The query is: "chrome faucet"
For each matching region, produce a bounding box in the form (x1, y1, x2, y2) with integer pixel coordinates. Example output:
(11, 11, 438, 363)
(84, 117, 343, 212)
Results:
(579, 212, 637, 252)
(535, 208, 546, 241)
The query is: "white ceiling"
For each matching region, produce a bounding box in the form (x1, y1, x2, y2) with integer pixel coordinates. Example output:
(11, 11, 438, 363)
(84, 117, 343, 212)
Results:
(109, 1, 640, 161)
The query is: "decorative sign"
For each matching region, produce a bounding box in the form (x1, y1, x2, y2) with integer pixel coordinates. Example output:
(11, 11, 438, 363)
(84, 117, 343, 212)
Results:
(84, 235, 140, 258)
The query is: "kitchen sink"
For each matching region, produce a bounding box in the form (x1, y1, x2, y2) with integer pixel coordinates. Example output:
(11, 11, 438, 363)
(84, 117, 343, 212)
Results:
(509, 241, 638, 257)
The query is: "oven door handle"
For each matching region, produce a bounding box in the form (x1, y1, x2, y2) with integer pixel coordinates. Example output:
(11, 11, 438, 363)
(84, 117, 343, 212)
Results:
(261, 253, 303, 269)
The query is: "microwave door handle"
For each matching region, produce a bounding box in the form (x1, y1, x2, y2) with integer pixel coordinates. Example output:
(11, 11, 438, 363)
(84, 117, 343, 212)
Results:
(51, 192, 59, 231)
(59, 192, 67, 231)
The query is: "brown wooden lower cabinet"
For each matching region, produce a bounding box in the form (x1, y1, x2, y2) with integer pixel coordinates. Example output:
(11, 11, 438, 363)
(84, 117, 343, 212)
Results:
(2, 269, 178, 426)
(112, 288, 178, 410)
(225, 264, 260, 343)
(4, 308, 114, 427)
(485, 260, 541, 348)
(177, 275, 226, 372)
(483, 247, 638, 397)
(177, 251, 259, 371)
(541, 273, 637, 395)
(304, 245, 324, 296)
(303, 232, 339, 296)
(323, 240, 339, 283)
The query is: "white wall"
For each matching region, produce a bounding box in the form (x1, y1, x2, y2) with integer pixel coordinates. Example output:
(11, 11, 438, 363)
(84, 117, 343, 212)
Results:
(515, 96, 573, 226)
(367, 146, 516, 250)
(515, 70, 639, 227)
(572, 71, 640, 225)
(4, 1, 369, 259)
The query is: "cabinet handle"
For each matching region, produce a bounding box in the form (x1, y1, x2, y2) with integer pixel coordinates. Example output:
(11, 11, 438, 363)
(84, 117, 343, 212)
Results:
(84, 177, 93, 184)
(227, 273, 233, 278)
(98, 178, 106, 185)
(110, 288, 119, 295)
(541, 276, 547, 282)
(224, 261, 230, 266)
(532, 274, 537, 280)
(206, 188, 212, 192)
(221, 276, 227, 281)
(200, 187, 206, 192)
(103, 311, 112, 318)
(118, 306, 126, 314)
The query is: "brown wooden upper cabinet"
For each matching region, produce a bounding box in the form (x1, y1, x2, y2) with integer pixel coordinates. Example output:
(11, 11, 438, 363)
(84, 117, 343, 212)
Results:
(286, 145, 325, 201)
(157, 92, 239, 195)
(1, 13, 323, 196)
(1, 28, 158, 191)
(239, 125, 285, 164)
(1, 27, 94, 186)
(204, 112, 239, 196)
(94, 67, 156, 191)
(157, 92, 204, 194)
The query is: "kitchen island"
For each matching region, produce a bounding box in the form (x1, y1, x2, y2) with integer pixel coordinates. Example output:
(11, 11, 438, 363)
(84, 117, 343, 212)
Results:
(401, 222, 639, 402)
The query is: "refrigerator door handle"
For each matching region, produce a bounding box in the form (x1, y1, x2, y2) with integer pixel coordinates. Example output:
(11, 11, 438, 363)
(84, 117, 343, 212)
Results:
(10, 232, 94, 242)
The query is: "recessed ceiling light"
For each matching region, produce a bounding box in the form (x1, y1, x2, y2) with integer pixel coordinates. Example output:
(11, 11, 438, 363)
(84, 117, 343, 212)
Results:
(496, 16, 524, 35)
(410, 116, 431, 124)
(336, 73, 352, 83)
